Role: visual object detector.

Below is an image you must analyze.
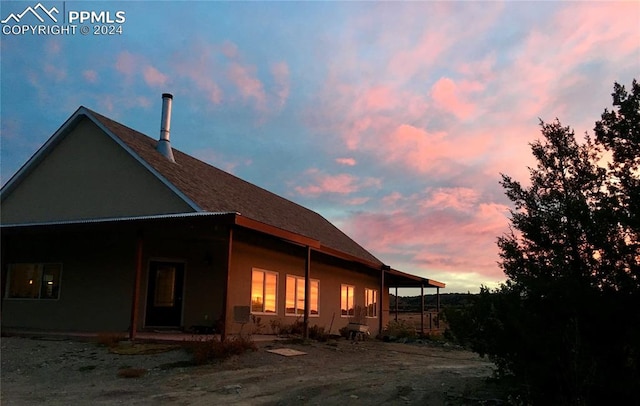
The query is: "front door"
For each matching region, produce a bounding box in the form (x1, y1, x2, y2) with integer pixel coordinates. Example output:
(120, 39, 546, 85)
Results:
(145, 261, 184, 327)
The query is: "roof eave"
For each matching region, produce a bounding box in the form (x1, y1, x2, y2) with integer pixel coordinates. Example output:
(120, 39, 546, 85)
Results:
(386, 268, 446, 289)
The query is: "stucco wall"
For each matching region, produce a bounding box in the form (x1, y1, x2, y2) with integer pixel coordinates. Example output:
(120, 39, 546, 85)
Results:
(1, 225, 228, 333)
(2, 225, 386, 336)
(1, 117, 193, 224)
(2, 230, 135, 332)
(140, 235, 227, 330)
(226, 232, 384, 336)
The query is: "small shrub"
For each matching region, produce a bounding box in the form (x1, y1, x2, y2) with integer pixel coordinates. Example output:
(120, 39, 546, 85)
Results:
(279, 319, 305, 336)
(117, 367, 147, 378)
(384, 320, 417, 340)
(250, 315, 264, 334)
(269, 319, 282, 335)
(308, 325, 328, 342)
(187, 336, 257, 365)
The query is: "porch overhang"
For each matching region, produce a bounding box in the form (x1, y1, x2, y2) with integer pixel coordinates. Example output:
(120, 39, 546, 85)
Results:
(384, 268, 445, 289)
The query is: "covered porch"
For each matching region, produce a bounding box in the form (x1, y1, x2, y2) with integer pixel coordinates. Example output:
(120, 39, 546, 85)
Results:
(384, 267, 446, 336)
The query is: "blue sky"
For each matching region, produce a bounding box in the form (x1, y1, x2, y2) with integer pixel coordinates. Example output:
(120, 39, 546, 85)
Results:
(1, 1, 638, 292)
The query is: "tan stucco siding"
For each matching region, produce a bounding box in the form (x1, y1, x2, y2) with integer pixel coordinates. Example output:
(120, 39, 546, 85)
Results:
(1, 118, 193, 224)
(226, 235, 383, 336)
(1, 231, 135, 332)
(139, 236, 227, 330)
(1, 227, 228, 333)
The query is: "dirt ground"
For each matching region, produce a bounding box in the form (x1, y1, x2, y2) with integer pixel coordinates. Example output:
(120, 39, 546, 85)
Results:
(1, 335, 499, 405)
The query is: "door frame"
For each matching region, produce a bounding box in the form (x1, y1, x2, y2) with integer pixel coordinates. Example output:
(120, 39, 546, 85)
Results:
(143, 258, 187, 328)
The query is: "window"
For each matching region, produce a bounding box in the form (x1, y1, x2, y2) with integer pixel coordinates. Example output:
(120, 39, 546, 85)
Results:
(153, 265, 176, 307)
(251, 269, 277, 314)
(6, 263, 62, 300)
(365, 288, 378, 318)
(340, 284, 355, 317)
(285, 275, 319, 316)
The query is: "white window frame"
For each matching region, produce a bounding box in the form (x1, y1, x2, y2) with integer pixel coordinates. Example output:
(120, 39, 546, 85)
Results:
(285, 275, 319, 317)
(250, 268, 278, 315)
(365, 288, 378, 318)
(5, 263, 63, 300)
(340, 284, 355, 317)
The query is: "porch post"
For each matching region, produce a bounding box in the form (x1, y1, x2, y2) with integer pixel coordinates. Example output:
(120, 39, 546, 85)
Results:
(395, 286, 398, 321)
(436, 286, 440, 329)
(379, 267, 385, 335)
(303, 246, 311, 339)
(221, 227, 233, 341)
(129, 233, 143, 341)
(420, 283, 425, 336)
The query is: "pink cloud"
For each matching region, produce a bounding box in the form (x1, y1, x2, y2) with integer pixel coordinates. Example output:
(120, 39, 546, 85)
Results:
(192, 148, 252, 174)
(43, 64, 66, 82)
(143, 65, 168, 88)
(221, 41, 239, 59)
(336, 157, 357, 166)
(379, 124, 468, 174)
(82, 70, 98, 83)
(228, 62, 267, 111)
(342, 189, 510, 280)
(387, 30, 450, 79)
(115, 51, 138, 77)
(135, 96, 151, 108)
(46, 38, 61, 55)
(430, 77, 478, 120)
(421, 187, 480, 211)
(382, 192, 403, 208)
(295, 171, 359, 196)
(271, 61, 290, 108)
(346, 197, 370, 206)
(172, 43, 223, 105)
(360, 85, 398, 112)
(294, 169, 380, 196)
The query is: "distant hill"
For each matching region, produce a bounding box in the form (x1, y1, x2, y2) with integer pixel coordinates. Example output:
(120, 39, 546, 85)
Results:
(390, 293, 474, 312)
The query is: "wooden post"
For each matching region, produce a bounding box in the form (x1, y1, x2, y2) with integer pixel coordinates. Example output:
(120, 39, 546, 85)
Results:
(303, 246, 311, 339)
(436, 286, 440, 329)
(379, 267, 385, 336)
(395, 286, 398, 321)
(420, 283, 425, 336)
(221, 227, 233, 342)
(129, 233, 143, 341)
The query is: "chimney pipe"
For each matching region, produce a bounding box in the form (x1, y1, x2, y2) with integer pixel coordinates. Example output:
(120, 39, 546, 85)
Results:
(157, 93, 175, 163)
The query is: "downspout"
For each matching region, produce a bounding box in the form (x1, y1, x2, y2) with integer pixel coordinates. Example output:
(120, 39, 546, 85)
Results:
(129, 232, 143, 341)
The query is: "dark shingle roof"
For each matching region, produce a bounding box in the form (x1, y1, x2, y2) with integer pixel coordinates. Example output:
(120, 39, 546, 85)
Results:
(89, 109, 383, 266)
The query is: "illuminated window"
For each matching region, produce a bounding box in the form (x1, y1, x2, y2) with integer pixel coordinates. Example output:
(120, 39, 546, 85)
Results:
(6, 263, 62, 300)
(251, 269, 277, 314)
(153, 265, 176, 307)
(340, 284, 355, 317)
(365, 288, 378, 318)
(285, 275, 319, 316)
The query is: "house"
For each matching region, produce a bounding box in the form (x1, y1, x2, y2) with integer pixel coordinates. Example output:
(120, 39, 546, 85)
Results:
(1, 94, 444, 339)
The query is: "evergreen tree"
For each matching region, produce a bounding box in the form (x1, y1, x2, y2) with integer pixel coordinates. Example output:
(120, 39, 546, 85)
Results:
(447, 80, 639, 404)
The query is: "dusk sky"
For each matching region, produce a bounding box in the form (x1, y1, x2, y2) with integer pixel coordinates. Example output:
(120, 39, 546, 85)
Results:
(1, 1, 638, 293)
